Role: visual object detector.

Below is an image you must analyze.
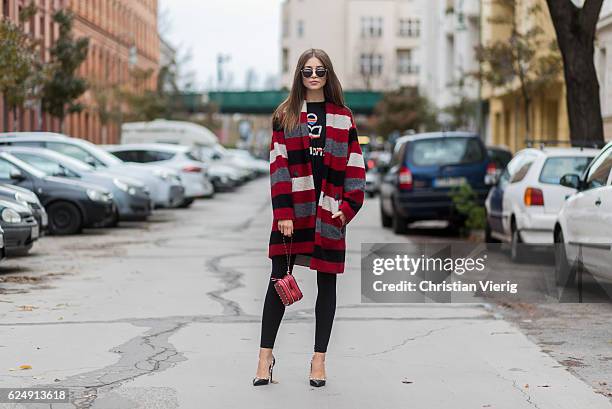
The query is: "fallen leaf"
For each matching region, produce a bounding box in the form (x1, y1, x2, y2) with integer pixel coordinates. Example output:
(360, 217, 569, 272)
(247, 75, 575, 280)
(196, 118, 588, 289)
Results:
(17, 305, 37, 311)
(537, 385, 551, 388)
(19, 364, 32, 370)
(401, 379, 414, 384)
(524, 384, 529, 388)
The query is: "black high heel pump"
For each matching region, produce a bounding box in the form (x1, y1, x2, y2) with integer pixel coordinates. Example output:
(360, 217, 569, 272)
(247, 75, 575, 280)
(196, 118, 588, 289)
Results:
(309, 359, 326, 387)
(252, 355, 275, 386)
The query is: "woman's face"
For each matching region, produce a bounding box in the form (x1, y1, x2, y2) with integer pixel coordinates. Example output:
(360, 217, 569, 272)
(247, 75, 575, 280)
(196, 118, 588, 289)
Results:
(301, 57, 327, 91)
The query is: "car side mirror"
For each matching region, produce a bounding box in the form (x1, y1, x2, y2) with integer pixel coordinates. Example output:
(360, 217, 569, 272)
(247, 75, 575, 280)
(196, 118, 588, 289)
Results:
(560, 173, 581, 190)
(9, 168, 24, 181)
(85, 156, 97, 167)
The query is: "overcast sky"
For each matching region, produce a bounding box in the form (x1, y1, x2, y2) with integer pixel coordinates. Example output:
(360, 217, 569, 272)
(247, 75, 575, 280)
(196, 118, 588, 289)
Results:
(159, 0, 284, 91)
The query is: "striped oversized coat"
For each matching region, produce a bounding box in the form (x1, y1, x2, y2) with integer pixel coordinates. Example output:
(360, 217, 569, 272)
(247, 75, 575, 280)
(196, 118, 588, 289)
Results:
(268, 100, 366, 274)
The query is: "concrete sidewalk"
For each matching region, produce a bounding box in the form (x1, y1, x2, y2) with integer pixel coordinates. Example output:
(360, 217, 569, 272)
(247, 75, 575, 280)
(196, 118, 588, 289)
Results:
(0, 178, 609, 409)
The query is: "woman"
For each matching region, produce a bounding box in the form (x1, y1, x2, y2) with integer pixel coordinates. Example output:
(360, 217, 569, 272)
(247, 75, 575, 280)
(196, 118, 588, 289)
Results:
(253, 48, 366, 387)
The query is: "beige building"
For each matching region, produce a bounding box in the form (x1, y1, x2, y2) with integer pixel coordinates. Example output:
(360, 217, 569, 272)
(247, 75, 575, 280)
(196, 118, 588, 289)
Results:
(480, 0, 569, 151)
(280, 0, 434, 93)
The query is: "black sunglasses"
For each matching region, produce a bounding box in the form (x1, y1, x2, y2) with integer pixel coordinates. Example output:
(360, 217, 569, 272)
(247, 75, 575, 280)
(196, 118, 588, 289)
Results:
(301, 67, 328, 78)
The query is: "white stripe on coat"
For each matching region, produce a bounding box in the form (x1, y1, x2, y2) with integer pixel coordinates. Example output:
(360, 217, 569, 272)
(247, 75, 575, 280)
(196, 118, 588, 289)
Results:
(269, 141, 288, 163)
(291, 175, 315, 192)
(319, 193, 341, 214)
(326, 113, 352, 130)
(347, 152, 365, 168)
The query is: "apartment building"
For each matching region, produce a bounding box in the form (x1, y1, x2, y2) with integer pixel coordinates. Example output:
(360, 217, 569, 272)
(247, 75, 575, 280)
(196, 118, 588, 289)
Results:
(480, 0, 569, 151)
(0, 0, 65, 133)
(66, 0, 160, 143)
(280, 0, 435, 94)
(0, 0, 160, 144)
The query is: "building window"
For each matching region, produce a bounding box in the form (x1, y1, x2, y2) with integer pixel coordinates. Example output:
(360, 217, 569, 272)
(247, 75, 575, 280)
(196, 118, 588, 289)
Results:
(297, 20, 304, 37)
(397, 49, 418, 74)
(399, 18, 420, 37)
(360, 53, 383, 76)
(2, 0, 9, 18)
(361, 17, 383, 38)
(282, 18, 289, 38)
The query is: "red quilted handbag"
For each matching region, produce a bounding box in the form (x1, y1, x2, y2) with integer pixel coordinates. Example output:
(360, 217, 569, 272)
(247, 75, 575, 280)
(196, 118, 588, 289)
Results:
(271, 234, 303, 306)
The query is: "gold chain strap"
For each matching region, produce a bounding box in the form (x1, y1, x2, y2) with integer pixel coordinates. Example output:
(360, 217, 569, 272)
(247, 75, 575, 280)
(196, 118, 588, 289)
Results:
(281, 233, 293, 275)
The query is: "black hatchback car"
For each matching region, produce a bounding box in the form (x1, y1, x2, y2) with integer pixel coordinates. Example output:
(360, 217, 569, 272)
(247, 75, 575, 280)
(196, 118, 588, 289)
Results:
(379, 132, 496, 234)
(0, 198, 39, 256)
(0, 152, 115, 235)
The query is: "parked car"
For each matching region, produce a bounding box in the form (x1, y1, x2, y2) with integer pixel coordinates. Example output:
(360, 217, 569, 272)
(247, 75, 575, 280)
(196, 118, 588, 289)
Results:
(0, 152, 115, 235)
(365, 151, 390, 198)
(0, 225, 6, 261)
(0, 198, 39, 256)
(0, 147, 152, 222)
(0, 184, 48, 233)
(0, 133, 185, 208)
(103, 143, 214, 207)
(379, 132, 496, 234)
(487, 145, 513, 179)
(200, 145, 254, 183)
(226, 148, 269, 175)
(485, 147, 598, 261)
(554, 142, 612, 286)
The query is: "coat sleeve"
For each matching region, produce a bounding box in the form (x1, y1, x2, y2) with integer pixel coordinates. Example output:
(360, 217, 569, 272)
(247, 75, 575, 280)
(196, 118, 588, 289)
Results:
(269, 119, 295, 221)
(339, 113, 366, 225)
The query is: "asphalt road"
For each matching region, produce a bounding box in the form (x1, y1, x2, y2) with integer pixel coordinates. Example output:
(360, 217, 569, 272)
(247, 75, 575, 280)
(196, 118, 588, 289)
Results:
(0, 177, 610, 409)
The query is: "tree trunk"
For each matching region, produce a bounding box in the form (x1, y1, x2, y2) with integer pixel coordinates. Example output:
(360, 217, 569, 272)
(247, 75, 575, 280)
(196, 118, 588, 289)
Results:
(12, 107, 19, 132)
(59, 116, 65, 134)
(546, 0, 605, 147)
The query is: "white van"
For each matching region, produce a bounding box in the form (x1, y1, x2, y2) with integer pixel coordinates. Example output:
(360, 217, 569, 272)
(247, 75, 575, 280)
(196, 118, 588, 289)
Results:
(121, 119, 218, 147)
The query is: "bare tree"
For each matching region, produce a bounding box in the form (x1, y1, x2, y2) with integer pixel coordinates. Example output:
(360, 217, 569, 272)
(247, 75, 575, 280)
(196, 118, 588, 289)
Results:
(546, 0, 605, 146)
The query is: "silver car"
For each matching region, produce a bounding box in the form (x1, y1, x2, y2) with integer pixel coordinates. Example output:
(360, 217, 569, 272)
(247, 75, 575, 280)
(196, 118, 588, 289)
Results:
(0, 132, 185, 208)
(103, 143, 215, 207)
(0, 147, 152, 222)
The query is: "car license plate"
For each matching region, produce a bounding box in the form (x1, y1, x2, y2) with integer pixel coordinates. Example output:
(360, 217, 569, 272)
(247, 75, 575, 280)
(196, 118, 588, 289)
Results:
(434, 177, 467, 188)
(31, 225, 39, 239)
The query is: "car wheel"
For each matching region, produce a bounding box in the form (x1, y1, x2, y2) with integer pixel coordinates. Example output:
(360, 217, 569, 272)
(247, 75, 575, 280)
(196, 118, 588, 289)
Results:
(178, 198, 195, 208)
(48, 201, 82, 235)
(510, 220, 527, 263)
(392, 204, 408, 235)
(380, 199, 392, 228)
(554, 228, 575, 287)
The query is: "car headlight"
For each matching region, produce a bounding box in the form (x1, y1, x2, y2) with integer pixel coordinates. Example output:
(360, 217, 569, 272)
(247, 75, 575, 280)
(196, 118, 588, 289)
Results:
(113, 178, 129, 192)
(86, 188, 111, 202)
(1, 208, 21, 223)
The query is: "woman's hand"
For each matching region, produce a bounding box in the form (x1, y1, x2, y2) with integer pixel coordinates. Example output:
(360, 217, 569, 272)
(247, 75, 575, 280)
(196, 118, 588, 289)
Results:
(278, 219, 294, 236)
(331, 211, 346, 226)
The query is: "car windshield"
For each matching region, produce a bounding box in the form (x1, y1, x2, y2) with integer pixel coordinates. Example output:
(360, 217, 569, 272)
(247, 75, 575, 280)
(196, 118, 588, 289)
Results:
(1, 154, 46, 178)
(78, 141, 124, 166)
(539, 156, 593, 184)
(410, 137, 485, 166)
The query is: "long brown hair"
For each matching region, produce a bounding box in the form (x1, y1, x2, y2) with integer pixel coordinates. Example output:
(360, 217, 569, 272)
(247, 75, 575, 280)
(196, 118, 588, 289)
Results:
(273, 48, 345, 131)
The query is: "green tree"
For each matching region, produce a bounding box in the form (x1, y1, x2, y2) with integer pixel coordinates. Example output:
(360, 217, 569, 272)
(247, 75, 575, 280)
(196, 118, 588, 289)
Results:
(41, 9, 89, 132)
(546, 0, 605, 147)
(475, 0, 562, 143)
(373, 86, 438, 137)
(0, 2, 45, 131)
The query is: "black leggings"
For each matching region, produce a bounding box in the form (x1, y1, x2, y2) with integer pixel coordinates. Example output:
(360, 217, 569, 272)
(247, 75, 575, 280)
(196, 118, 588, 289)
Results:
(260, 254, 337, 353)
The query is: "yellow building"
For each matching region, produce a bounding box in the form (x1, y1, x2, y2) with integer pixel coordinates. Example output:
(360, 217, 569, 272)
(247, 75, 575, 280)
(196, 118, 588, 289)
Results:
(481, 0, 569, 152)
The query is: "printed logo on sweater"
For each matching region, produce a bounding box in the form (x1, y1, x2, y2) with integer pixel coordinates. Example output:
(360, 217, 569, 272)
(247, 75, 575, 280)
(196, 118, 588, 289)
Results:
(307, 112, 322, 139)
